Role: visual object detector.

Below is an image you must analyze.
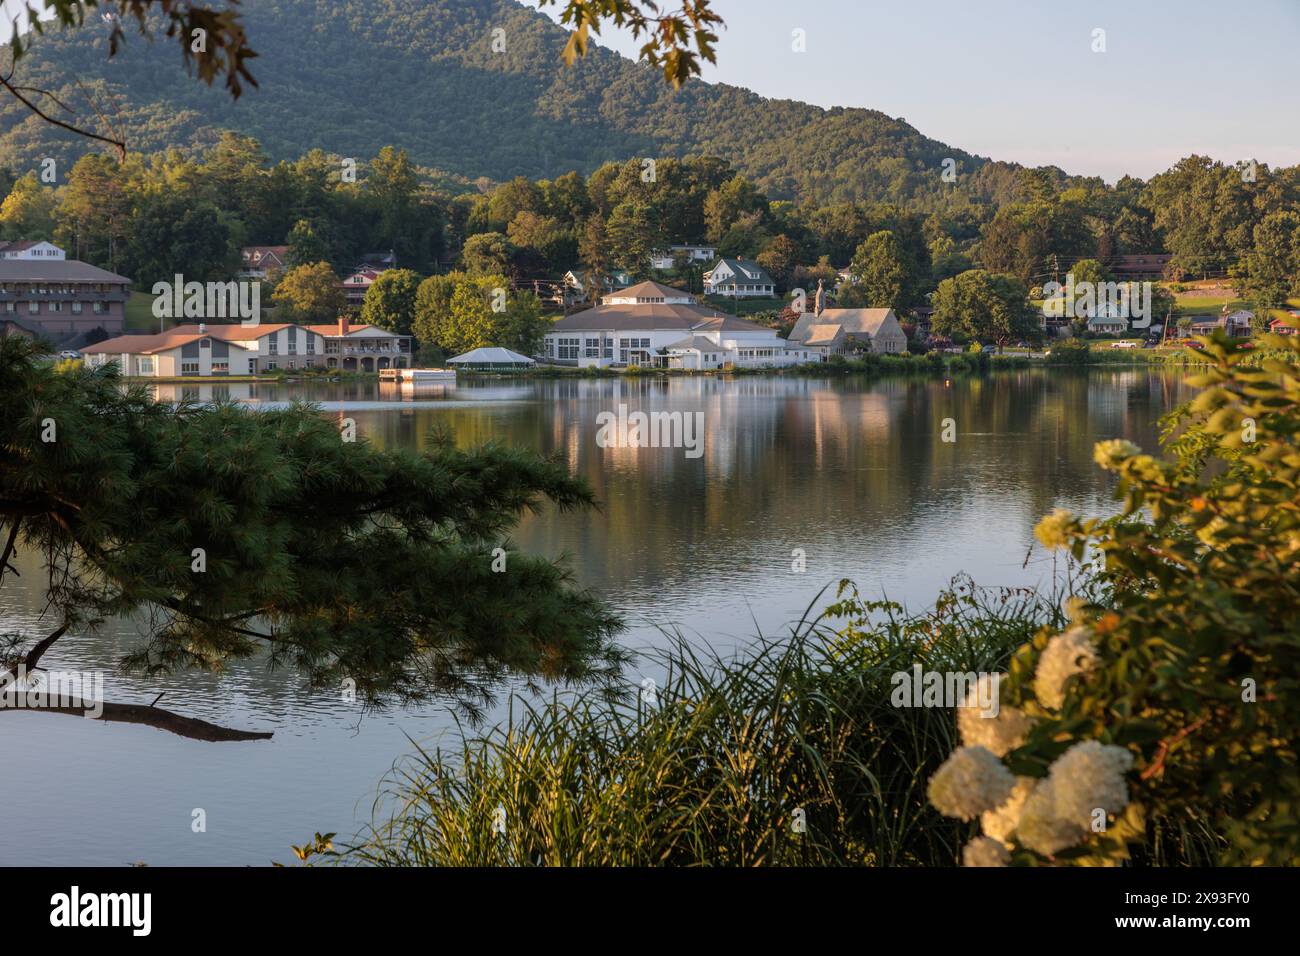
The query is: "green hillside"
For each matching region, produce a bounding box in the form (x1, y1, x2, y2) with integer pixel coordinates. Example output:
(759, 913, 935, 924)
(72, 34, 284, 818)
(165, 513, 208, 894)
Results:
(0, 0, 1047, 205)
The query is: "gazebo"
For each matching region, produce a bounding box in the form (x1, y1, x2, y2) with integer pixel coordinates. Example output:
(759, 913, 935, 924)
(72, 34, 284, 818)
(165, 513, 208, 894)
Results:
(446, 347, 537, 370)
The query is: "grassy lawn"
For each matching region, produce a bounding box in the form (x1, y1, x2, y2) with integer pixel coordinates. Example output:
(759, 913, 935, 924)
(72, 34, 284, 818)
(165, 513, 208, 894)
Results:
(124, 293, 296, 333)
(123, 291, 164, 332)
(1173, 295, 1240, 318)
(701, 295, 785, 316)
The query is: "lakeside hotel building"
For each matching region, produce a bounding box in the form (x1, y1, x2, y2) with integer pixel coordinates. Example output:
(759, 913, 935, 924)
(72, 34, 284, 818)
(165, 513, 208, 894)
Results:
(543, 281, 823, 370)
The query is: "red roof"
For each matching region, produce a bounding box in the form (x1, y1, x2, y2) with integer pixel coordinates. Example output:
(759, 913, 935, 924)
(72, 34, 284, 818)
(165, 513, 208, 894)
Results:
(82, 323, 302, 355)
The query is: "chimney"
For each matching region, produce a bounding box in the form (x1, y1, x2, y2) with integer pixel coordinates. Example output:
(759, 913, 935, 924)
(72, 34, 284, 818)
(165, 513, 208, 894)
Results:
(338, 315, 349, 337)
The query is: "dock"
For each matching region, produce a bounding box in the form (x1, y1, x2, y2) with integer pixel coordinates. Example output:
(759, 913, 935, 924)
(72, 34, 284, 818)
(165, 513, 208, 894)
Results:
(379, 368, 457, 382)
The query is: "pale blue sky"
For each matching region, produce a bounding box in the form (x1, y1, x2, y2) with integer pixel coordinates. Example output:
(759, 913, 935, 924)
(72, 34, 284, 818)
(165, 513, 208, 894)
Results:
(5, 1, 1298, 181)
(532, 0, 1300, 182)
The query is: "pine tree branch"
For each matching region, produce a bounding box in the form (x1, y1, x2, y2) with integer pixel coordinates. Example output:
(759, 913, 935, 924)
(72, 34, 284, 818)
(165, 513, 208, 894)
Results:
(0, 518, 19, 586)
(0, 700, 272, 741)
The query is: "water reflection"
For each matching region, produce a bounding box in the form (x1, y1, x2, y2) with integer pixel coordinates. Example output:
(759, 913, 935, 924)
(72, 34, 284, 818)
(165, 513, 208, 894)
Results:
(2, 369, 1194, 865)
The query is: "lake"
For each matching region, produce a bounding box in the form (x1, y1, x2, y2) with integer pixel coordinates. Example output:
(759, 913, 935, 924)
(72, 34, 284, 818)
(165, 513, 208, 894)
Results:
(0, 368, 1194, 866)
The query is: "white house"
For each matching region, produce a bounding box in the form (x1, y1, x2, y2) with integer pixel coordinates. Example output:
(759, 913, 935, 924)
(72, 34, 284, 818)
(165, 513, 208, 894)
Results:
(1086, 315, 1130, 335)
(543, 280, 819, 370)
(0, 240, 66, 260)
(703, 258, 776, 298)
(650, 244, 717, 271)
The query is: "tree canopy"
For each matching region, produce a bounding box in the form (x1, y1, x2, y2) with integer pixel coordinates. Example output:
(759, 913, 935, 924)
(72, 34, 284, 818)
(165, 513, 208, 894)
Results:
(0, 336, 625, 737)
(931, 268, 1038, 349)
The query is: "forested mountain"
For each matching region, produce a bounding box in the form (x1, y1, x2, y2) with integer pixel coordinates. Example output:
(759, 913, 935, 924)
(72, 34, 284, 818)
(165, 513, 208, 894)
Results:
(1, 0, 1043, 205)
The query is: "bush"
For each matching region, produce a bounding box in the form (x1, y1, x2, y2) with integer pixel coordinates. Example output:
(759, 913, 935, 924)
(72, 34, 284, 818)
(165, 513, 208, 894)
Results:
(1044, 338, 1091, 365)
(928, 333, 1300, 866)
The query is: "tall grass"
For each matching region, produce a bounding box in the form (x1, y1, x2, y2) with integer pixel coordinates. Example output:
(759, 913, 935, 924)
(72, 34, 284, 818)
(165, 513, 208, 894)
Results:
(344, 578, 1068, 866)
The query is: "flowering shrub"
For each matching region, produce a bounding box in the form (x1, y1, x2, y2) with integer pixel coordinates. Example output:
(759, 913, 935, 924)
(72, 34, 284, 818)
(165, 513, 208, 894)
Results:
(931, 332, 1300, 865)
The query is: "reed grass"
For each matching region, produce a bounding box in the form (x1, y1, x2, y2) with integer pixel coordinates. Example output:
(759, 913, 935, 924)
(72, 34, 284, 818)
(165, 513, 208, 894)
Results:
(344, 578, 1066, 866)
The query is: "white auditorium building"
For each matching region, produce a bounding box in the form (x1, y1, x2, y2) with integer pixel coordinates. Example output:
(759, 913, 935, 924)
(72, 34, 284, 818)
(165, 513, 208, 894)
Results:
(543, 281, 823, 370)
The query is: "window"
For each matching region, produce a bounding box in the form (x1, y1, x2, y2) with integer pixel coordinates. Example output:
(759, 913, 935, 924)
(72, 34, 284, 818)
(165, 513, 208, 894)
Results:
(136, 357, 155, 375)
(287, 331, 297, 354)
(181, 361, 200, 375)
(71, 301, 82, 314)
(267, 361, 277, 370)
(93, 302, 106, 313)
(325, 341, 339, 353)
(49, 302, 62, 312)
(28, 301, 38, 314)
(287, 361, 296, 370)
(269, 335, 278, 354)
(212, 362, 229, 375)
(306, 336, 315, 354)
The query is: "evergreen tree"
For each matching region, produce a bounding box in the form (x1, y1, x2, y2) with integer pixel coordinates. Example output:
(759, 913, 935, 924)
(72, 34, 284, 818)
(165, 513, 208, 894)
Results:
(0, 337, 625, 738)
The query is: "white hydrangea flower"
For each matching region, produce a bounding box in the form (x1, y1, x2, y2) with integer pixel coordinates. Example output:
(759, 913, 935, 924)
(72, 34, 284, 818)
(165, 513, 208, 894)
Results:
(1034, 625, 1100, 709)
(1047, 740, 1134, 824)
(1015, 741, 1135, 857)
(957, 673, 1034, 757)
(962, 836, 1010, 868)
(1016, 779, 1087, 855)
(928, 745, 1016, 821)
(981, 776, 1036, 846)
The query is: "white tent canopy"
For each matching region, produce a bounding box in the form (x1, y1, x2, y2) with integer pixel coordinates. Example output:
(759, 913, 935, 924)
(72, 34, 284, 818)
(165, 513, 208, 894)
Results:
(446, 347, 536, 366)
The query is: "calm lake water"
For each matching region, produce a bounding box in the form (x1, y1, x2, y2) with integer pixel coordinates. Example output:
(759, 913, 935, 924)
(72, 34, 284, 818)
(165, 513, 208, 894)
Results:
(0, 368, 1194, 866)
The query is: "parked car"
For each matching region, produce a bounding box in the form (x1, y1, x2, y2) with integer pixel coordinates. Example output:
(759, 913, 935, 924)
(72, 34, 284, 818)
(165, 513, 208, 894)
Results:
(57, 350, 81, 360)
(1110, 341, 1138, 349)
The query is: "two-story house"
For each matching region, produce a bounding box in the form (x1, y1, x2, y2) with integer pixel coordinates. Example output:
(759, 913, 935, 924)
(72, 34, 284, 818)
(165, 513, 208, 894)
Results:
(703, 258, 776, 298)
(82, 323, 324, 376)
(304, 317, 412, 371)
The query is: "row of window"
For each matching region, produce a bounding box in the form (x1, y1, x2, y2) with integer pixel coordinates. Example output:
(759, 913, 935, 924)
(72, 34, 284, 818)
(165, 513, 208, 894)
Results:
(548, 335, 662, 362)
(267, 332, 315, 355)
(0, 283, 120, 293)
(552, 336, 582, 360)
(176, 360, 230, 375)
(5, 301, 109, 314)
